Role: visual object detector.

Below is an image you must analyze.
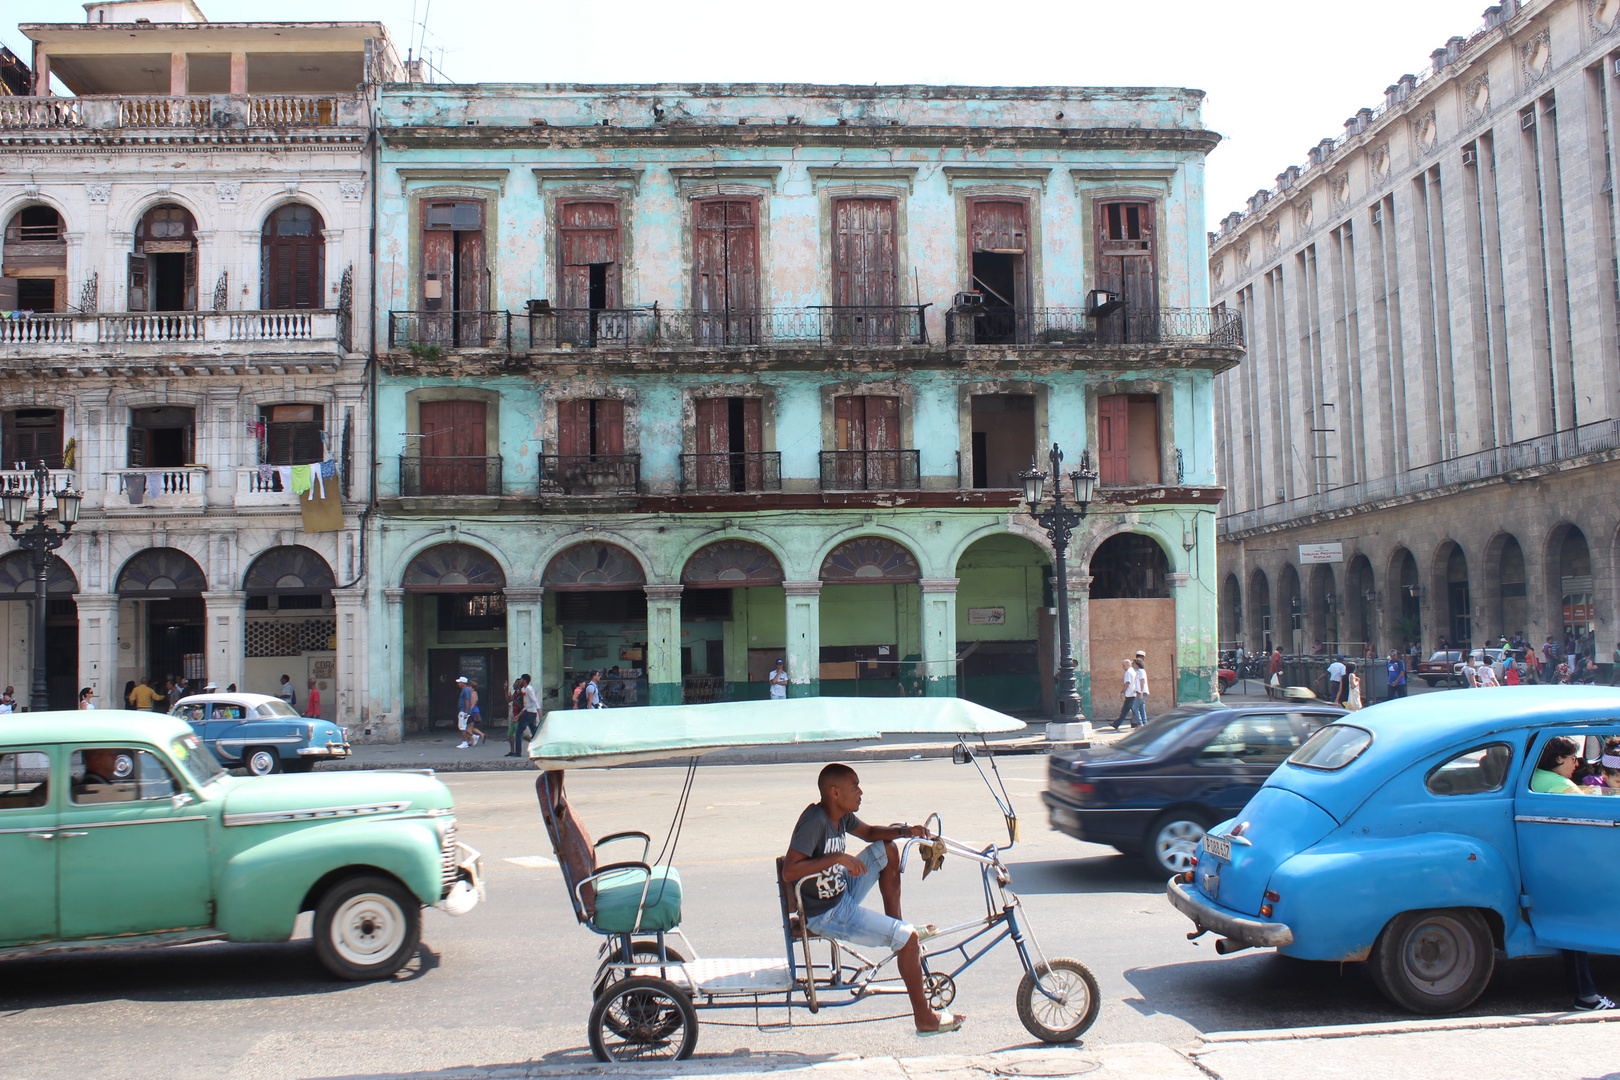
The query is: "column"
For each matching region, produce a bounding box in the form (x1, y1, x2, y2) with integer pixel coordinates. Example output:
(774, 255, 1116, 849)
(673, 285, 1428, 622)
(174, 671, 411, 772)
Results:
(783, 581, 822, 698)
(504, 586, 544, 705)
(918, 578, 959, 697)
(201, 591, 245, 692)
(169, 52, 188, 96)
(229, 52, 247, 95)
(382, 588, 405, 740)
(1067, 569, 1090, 720)
(644, 584, 683, 706)
(75, 592, 118, 707)
(32, 52, 49, 97)
(331, 586, 367, 733)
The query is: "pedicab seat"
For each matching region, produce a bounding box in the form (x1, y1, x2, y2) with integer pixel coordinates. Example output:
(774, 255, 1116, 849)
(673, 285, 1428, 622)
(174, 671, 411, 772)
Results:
(538, 770, 683, 933)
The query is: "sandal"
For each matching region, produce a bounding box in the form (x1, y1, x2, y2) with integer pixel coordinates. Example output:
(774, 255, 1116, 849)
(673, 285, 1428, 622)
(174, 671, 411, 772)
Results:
(916, 924, 940, 942)
(917, 1011, 965, 1035)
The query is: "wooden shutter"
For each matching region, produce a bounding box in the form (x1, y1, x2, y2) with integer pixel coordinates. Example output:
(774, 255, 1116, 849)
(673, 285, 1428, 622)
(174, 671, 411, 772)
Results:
(1097, 395, 1130, 485)
(419, 400, 486, 495)
(864, 396, 900, 451)
(1095, 201, 1158, 343)
(740, 397, 762, 452)
(694, 397, 728, 455)
(421, 227, 453, 311)
(127, 253, 148, 312)
(1126, 394, 1161, 485)
(457, 230, 486, 312)
(127, 427, 147, 468)
(183, 248, 198, 311)
(556, 400, 592, 458)
(833, 395, 864, 451)
(968, 197, 1028, 309)
(559, 201, 621, 309)
(832, 198, 897, 308)
(693, 202, 729, 315)
(592, 399, 625, 456)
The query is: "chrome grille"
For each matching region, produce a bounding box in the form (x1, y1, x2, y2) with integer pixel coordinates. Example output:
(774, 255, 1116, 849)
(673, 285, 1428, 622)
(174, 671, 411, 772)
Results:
(440, 821, 459, 897)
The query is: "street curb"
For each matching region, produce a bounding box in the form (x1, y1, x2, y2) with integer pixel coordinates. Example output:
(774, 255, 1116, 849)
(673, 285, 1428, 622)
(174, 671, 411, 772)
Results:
(315, 737, 1055, 774)
(1197, 1008, 1620, 1044)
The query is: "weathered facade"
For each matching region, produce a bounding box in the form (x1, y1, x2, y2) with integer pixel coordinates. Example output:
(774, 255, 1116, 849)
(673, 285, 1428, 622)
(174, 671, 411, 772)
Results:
(0, 1, 394, 720)
(367, 82, 1239, 736)
(1211, 0, 1620, 662)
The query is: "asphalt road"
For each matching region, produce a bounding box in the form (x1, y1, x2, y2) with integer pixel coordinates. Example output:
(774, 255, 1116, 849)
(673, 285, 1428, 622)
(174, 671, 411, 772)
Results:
(0, 758, 1609, 1080)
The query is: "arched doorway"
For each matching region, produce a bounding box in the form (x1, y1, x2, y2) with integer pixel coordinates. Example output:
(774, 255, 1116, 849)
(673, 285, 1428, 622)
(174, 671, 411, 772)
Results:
(1389, 547, 1421, 651)
(1221, 573, 1242, 649)
(1278, 563, 1303, 654)
(130, 204, 198, 312)
(403, 543, 506, 732)
(1436, 542, 1471, 648)
(1345, 554, 1375, 654)
(260, 204, 325, 309)
(1248, 569, 1271, 653)
(117, 548, 207, 692)
(1555, 526, 1595, 658)
(1495, 535, 1527, 642)
(818, 537, 922, 697)
(0, 550, 77, 708)
(680, 540, 784, 703)
(543, 542, 646, 707)
(1308, 563, 1337, 653)
(954, 533, 1051, 713)
(1087, 533, 1174, 717)
(242, 546, 336, 717)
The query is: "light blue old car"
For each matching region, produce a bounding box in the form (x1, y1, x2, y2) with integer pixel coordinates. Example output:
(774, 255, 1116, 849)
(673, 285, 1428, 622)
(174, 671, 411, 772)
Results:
(1168, 686, 1620, 1013)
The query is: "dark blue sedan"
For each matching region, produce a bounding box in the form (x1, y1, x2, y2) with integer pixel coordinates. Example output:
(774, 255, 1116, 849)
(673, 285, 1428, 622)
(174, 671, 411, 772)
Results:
(1043, 703, 1345, 874)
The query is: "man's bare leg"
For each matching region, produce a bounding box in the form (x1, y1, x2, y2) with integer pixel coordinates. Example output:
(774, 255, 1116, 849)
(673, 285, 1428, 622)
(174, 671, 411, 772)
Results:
(897, 932, 941, 1029)
(879, 840, 904, 919)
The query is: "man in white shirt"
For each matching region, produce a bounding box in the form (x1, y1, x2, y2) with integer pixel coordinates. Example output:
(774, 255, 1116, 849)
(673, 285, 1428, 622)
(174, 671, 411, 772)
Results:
(1130, 652, 1149, 726)
(507, 674, 541, 758)
(1326, 657, 1347, 705)
(768, 659, 790, 700)
(1477, 660, 1499, 688)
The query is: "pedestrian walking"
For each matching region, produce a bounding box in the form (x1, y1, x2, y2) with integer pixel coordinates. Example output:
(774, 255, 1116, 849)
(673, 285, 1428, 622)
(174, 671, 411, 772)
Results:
(1477, 660, 1499, 688)
(305, 678, 321, 718)
(455, 675, 484, 748)
(1345, 664, 1362, 711)
(1112, 659, 1135, 729)
(278, 673, 296, 708)
(1326, 655, 1347, 706)
(768, 659, 790, 700)
(1386, 650, 1408, 699)
(78, 687, 95, 710)
(506, 678, 525, 758)
(585, 670, 605, 709)
(510, 674, 540, 758)
(1130, 654, 1149, 727)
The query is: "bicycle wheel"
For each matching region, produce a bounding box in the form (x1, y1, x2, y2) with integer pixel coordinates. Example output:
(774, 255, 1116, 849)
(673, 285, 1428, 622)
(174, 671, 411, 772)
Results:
(1015, 957, 1099, 1042)
(588, 976, 698, 1062)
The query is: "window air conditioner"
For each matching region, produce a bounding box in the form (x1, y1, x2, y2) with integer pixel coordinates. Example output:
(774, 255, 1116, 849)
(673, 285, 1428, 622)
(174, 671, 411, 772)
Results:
(1371, 207, 1383, 225)
(1086, 289, 1124, 317)
(1521, 109, 1536, 130)
(1461, 148, 1477, 166)
(952, 291, 983, 309)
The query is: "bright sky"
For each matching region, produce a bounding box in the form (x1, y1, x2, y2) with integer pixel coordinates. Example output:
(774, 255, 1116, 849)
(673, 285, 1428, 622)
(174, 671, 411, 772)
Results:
(5, 0, 1483, 231)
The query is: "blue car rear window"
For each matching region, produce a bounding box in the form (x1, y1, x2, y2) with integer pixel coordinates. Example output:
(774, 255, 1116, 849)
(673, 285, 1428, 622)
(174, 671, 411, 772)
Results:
(1287, 723, 1373, 771)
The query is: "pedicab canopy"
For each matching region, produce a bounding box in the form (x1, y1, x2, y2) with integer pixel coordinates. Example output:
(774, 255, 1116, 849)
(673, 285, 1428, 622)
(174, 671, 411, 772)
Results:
(530, 697, 1024, 768)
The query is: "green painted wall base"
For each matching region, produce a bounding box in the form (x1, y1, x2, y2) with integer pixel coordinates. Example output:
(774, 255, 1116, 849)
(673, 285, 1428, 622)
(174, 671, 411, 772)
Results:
(649, 682, 683, 706)
(923, 676, 958, 698)
(961, 674, 1036, 713)
(789, 681, 821, 698)
(1179, 667, 1216, 704)
(1077, 671, 1092, 719)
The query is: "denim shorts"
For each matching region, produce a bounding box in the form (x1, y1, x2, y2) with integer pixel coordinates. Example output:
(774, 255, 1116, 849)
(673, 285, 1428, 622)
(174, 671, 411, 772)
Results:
(805, 841, 915, 952)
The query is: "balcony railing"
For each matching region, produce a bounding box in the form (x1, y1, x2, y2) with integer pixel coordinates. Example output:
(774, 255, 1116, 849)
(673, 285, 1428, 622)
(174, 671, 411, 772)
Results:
(0, 310, 348, 353)
(679, 452, 783, 494)
(0, 94, 355, 131)
(0, 468, 72, 504)
(945, 306, 1244, 348)
(389, 311, 511, 352)
(539, 454, 641, 496)
(819, 450, 922, 491)
(1219, 417, 1620, 535)
(527, 305, 930, 349)
(105, 467, 208, 510)
(398, 456, 504, 497)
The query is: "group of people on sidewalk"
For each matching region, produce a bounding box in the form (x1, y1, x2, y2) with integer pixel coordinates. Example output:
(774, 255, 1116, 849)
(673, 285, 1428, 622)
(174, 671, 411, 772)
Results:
(1107, 650, 1151, 729)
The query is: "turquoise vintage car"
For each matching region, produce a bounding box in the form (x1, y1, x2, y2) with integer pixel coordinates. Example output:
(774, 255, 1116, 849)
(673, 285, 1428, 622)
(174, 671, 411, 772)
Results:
(0, 711, 482, 979)
(1167, 687, 1620, 1013)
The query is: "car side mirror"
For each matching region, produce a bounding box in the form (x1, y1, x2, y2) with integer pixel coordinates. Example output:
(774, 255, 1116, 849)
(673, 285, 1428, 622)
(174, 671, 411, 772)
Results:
(170, 791, 195, 811)
(952, 744, 970, 765)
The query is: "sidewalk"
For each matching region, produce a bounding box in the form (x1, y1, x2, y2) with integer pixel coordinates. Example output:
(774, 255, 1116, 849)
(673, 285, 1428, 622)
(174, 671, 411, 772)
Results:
(323, 723, 1058, 773)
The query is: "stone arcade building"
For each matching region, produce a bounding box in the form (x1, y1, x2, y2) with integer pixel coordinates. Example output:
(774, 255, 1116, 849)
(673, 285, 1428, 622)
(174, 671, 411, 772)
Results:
(1212, 0, 1620, 666)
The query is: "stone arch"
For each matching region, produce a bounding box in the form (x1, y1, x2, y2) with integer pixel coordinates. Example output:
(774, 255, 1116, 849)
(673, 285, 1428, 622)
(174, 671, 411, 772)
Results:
(1481, 531, 1528, 643)
(243, 545, 335, 595)
(810, 523, 938, 581)
(1387, 546, 1422, 649)
(955, 531, 1053, 714)
(531, 530, 655, 586)
(1431, 539, 1472, 647)
(543, 541, 647, 590)
(1306, 562, 1337, 651)
(402, 542, 506, 592)
(1344, 553, 1376, 652)
(1278, 563, 1303, 652)
(1088, 532, 1171, 599)
(1221, 572, 1242, 646)
(1546, 522, 1596, 647)
(0, 550, 77, 597)
(945, 520, 1054, 577)
(681, 539, 783, 588)
(1247, 567, 1271, 650)
(819, 536, 921, 582)
(668, 529, 791, 583)
(116, 547, 207, 597)
(1075, 518, 1184, 578)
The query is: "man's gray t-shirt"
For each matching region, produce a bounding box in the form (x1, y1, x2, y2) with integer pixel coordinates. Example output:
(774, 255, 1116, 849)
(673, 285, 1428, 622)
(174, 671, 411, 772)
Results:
(789, 803, 866, 918)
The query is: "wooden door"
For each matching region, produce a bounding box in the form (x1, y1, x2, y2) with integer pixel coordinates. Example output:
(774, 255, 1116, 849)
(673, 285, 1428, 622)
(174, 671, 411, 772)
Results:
(559, 201, 620, 305)
(834, 395, 899, 488)
(557, 399, 623, 458)
(420, 227, 454, 343)
(263, 228, 324, 310)
(832, 198, 898, 344)
(693, 397, 730, 491)
(1097, 394, 1129, 486)
(127, 253, 148, 312)
(1095, 200, 1157, 343)
(693, 200, 759, 345)
(419, 400, 486, 495)
(456, 229, 487, 345)
(739, 397, 763, 489)
(969, 200, 1028, 294)
(593, 399, 625, 456)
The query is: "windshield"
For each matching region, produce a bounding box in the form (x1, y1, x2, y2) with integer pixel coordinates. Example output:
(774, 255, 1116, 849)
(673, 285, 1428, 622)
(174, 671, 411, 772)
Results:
(254, 701, 300, 718)
(169, 733, 226, 787)
(1287, 723, 1373, 771)
(1115, 707, 1219, 757)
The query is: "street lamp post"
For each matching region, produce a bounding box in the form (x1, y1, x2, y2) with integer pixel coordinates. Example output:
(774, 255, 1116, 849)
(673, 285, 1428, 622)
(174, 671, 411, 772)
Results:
(2, 462, 83, 712)
(1020, 443, 1097, 719)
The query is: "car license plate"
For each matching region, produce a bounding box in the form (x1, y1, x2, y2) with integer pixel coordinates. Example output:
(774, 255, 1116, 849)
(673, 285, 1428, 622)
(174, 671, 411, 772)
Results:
(1203, 835, 1232, 862)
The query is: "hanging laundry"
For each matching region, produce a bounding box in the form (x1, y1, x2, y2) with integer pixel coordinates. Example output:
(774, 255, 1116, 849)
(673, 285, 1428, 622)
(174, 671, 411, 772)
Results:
(319, 460, 336, 479)
(289, 464, 313, 495)
(309, 467, 324, 500)
(147, 473, 164, 499)
(127, 475, 145, 505)
(258, 463, 273, 486)
(276, 465, 294, 496)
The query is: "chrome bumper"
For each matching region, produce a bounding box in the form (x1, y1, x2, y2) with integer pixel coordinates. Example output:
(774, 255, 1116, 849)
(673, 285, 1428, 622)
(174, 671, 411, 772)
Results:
(437, 841, 485, 916)
(1166, 878, 1294, 948)
(296, 742, 352, 757)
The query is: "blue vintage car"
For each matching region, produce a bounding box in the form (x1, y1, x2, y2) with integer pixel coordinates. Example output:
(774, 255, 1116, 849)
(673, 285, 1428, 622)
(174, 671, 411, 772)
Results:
(169, 693, 350, 776)
(1167, 686, 1620, 1013)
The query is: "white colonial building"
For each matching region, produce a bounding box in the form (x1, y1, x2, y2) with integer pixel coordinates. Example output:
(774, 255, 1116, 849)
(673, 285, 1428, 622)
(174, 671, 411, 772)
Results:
(0, 1, 396, 723)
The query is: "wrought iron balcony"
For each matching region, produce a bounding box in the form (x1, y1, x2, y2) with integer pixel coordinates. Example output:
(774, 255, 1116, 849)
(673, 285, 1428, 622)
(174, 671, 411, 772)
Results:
(818, 450, 921, 491)
(398, 456, 504, 497)
(389, 311, 511, 352)
(526, 305, 930, 350)
(945, 306, 1243, 349)
(539, 454, 641, 496)
(679, 452, 783, 494)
